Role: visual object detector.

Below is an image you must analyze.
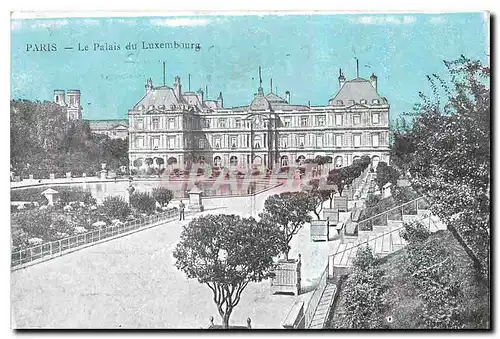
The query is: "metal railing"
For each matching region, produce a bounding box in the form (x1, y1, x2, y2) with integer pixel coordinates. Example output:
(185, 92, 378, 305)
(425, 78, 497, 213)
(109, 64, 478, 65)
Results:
(11, 209, 186, 269)
(356, 196, 430, 232)
(303, 263, 329, 328)
(331, 206, 440, 269)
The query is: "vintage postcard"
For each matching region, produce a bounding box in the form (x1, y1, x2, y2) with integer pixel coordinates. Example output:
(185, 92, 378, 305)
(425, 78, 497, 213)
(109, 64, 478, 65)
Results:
(10, 12, 490, 329)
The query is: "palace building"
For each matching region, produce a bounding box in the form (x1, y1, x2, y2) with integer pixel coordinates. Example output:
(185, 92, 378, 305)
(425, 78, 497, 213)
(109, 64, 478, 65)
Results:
(127, 68, 390, 171)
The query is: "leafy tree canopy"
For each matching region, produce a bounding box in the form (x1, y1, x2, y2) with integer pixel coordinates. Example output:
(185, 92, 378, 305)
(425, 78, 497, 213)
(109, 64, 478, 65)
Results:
(173, 214, 286, 328)
(390, 56, 490, 278)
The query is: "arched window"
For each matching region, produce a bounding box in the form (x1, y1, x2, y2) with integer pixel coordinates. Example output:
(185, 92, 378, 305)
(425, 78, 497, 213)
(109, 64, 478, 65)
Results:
(230, 156, 238, 166)
(296, 155, 306, 165)
(214, 156, 222, 167)
(254, 136, 261, 149)
(253, 156, 262, 166)
(335, 156, 343, 168)
(281, 155, 289, 167)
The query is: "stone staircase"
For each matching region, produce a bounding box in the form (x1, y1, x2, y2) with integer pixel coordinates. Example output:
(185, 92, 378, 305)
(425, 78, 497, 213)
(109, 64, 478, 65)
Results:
(308, 284, 337, 329)
(331, 198, 447, 271)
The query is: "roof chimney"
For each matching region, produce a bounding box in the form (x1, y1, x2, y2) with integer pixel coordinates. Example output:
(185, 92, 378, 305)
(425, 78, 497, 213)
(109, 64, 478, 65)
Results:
(217, 92, 224, 109)
(196, 88, 204, 104)
(174, 76, 181, 99)
(145, 78, 153, 94)
(285, 91, 290, 103)
(370, 73, 378, 91)
(338, 69, 346, 89)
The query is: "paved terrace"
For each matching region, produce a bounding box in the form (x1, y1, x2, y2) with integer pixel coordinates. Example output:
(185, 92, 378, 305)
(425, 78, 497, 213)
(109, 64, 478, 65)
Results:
(11, 183, 346, 329)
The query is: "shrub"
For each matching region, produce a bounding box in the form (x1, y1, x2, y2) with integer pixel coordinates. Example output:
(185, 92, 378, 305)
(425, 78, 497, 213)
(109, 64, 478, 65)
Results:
(152, 187, 174, 207)
(99, 196, 131, 221)
(130, 192, 156, 215)
(400, 221, 431, 244)
(334, 245, 388, 329)
(365, 194, 381, 209)
(58, 187, 96, 205)
(404, 237, 462, 328)
(352, 245, 378, 270)
(11, 188, 47, 205)
(11, 209, 55, 240)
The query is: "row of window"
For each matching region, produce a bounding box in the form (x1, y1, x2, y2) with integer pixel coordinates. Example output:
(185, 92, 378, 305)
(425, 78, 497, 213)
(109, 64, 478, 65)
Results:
(132, 112, 382, 131)
(333, 99, 382, 106)
(133, 133, 384, 151)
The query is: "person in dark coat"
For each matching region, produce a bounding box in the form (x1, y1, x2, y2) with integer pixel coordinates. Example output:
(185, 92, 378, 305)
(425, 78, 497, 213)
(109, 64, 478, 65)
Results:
(179, 200, 185, 220)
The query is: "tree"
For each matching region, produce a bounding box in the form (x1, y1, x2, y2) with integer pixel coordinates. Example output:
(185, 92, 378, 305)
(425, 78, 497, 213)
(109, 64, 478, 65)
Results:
(173, 214, 286, 328)
(11, 99, 130, 178)
(99, 196, 131, 221)
(391, 56, 490, 279)
(327, 155, 371, 197)
(152, 187, 174, 207)
(304, 178, 335, 218)
(375, 161, 400, 192)
(155, 157, 165, 168)
(259, 192, 315, 260)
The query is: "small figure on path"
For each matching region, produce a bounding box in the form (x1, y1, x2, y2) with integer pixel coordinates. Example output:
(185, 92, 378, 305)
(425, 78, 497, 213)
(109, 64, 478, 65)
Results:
(179, 200, 185, 221)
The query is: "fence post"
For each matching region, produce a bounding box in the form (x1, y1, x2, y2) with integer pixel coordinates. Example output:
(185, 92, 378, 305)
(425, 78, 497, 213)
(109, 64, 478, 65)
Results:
(50, 242, 53, 256)
(98, 228, 101, 241)
(30, 248, 33, 262)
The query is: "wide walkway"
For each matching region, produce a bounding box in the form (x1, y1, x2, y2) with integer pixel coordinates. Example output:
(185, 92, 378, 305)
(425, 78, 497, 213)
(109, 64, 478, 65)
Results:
(11, 183, 336, 329)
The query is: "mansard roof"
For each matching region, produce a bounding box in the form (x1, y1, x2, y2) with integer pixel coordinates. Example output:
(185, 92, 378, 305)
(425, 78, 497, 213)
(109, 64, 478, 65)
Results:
(329, 77, 387, 106)
(265, 92, 287, 104)
(133, 86, 184, 110)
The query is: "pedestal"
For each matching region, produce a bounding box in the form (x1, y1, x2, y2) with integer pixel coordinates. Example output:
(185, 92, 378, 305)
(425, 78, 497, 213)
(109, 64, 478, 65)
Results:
(100, 170, 107, 180)
(188, 186, 204, 212)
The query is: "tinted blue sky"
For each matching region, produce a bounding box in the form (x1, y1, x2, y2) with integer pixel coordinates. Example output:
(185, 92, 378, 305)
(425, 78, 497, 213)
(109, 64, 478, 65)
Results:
(11, 13, 488, 120)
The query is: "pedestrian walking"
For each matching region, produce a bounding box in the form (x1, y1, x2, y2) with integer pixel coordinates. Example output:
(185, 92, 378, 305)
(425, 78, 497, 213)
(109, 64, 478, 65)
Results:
(179, 200, 185, 221)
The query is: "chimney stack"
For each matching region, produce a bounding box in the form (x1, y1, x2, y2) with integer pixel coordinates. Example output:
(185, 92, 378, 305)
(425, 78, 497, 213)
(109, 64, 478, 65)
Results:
(196, 88, 204, 104)
(217, 92, 224, 109)
(338, 69, 346, 89)
(145, 78, 153, 94)
(285, 91, 290, 103)
(174, 76, 181, 99)
(370, 73, 378, 91)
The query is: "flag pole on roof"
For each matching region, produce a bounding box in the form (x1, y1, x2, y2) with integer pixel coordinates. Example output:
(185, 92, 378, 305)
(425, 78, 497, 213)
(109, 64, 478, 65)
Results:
(356, 58, 359, 78)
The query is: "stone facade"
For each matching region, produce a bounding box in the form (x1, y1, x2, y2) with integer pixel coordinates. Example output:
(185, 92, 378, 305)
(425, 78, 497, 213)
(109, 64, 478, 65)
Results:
(128, 69, 390, 170)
